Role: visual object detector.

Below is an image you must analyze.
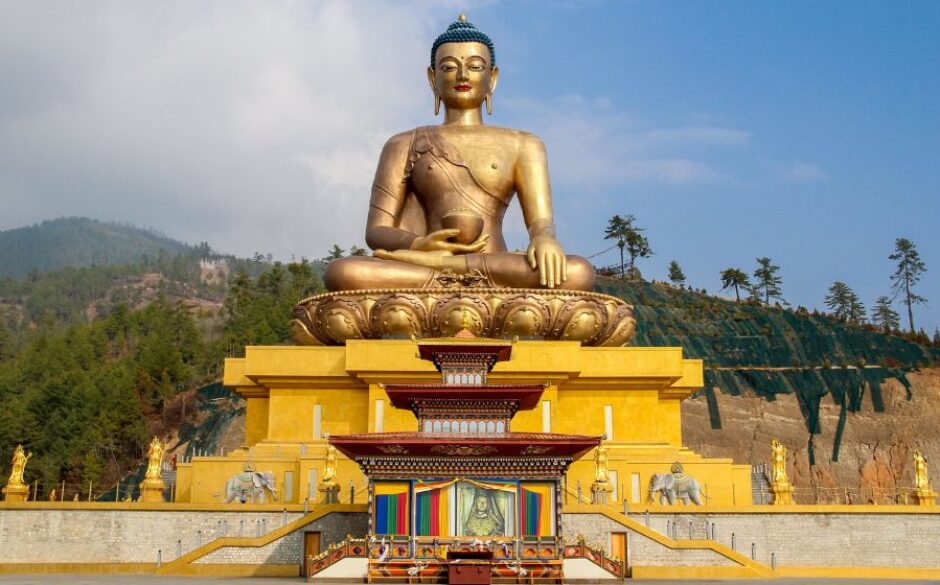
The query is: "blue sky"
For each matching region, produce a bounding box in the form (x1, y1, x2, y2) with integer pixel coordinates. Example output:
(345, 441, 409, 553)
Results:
(0, 1, 937, 331)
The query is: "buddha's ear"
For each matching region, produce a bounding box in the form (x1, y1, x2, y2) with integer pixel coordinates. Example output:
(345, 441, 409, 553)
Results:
(427, 66, 440, 116)
(485, 66, 499, 116)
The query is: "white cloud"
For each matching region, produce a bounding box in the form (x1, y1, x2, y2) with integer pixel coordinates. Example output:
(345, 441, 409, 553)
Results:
(776, 162, 827, 182)
(501, 95, 747, 187)
(0, 1, 449, 258)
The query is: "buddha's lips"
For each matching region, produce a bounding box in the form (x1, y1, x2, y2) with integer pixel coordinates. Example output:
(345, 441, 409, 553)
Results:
(454, 84, 472, 92)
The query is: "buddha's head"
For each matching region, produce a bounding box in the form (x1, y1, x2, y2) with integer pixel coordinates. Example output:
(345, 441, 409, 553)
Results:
(474, 494, 489, 513)
(428, 15, 499, 114)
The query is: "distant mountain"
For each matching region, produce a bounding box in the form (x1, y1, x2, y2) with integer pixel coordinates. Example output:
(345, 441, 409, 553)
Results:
(0, 217, 196, 277)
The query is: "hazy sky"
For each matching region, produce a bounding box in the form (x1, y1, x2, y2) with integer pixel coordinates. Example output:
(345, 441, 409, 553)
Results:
(1, 1, 938, 332)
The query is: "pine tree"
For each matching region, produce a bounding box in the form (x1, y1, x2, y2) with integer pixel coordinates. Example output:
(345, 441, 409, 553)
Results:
(825, 282, 866, 323)
(889, 237, 927, 332)
(753, 257, 784, 304)
(667, 261, 686, 287)
(324, 245, 346, 261)
(720, 268, 751, 301)
(604, 214, 652, 279)
(870, 296, 900, 333)
(349, 245, 368, 257)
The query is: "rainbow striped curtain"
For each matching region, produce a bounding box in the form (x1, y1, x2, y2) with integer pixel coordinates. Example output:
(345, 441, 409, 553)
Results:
(374, 482, 409, 535)
(520, 483, 554, 537)
(415, 487, 451, 536)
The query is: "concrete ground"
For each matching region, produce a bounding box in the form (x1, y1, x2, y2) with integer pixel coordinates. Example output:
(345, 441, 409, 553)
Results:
(0, 577, 939, 585)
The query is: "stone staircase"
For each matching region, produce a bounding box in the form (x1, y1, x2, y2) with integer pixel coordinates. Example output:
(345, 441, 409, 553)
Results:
(161, 465, 176, 501)
(751, 463, 771, 504)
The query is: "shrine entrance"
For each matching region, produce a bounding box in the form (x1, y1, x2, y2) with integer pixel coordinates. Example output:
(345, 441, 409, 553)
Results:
(330, 335, 601, 584)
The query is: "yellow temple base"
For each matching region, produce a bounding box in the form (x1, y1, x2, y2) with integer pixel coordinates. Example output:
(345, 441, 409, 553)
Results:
(2, 483, 29, 503)
(175, 339, 750, 506)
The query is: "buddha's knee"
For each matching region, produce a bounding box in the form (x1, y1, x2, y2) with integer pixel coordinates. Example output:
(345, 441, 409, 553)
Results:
(323, 257, 370, 291)
(564, 255, 596, 290)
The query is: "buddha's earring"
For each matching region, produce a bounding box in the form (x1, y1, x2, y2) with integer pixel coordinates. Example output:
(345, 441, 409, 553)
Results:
(485, 93, 493, 116)
(434, 93, 441, 116)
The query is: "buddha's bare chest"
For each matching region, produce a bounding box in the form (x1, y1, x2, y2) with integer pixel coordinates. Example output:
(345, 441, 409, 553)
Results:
(411, 130, 517, 197)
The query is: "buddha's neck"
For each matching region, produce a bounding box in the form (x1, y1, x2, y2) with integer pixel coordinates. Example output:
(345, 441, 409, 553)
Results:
(443, 107, 483, 127)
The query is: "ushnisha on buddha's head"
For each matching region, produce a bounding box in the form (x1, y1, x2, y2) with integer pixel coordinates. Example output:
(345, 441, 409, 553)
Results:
(428, 15, 499, 115)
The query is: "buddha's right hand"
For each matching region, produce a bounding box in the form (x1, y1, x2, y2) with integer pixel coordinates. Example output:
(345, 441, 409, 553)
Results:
(410, 229, 489, 254)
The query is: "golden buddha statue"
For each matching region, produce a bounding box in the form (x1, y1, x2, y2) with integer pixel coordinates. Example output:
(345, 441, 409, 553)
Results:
(324, 15, 593, 293)
(145, 437, 165, 480)
(6, 444, 31, 487)
(292, 16, 635, 347)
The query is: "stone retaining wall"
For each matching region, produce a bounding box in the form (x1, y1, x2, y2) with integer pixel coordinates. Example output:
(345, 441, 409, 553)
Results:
(628, 511, 940, 569)
(0, 509, 365, 566)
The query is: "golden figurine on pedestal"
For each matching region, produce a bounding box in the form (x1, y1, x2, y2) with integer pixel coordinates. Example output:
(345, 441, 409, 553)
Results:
(913, 449, 937, 506)
(319, 443, 340, 504)
(591, 445, 614, 504)
(2, 444, 31, 502)
(769, 438, 794, 505)
(291, 15, 635, 347)
(139, 437, 167, 503)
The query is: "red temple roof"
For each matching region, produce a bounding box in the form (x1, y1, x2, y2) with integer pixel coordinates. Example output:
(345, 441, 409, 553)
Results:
(329, 431, 601, 460)
(383, 384, 545, 412)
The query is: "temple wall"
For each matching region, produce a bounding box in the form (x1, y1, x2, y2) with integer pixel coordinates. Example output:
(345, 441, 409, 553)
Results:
(562, 509, 940, 570)
(2, 505, 940, 574)
(629, 510, 940, 569)
(0, 507, 365, 566)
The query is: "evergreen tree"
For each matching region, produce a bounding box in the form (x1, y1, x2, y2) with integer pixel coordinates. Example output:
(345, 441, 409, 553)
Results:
(753, 257, 784, 304)
(349, 245, 368, 257)
(824, 282, 865, 323)
(667, 260, 686, 287)
(889, 237, 927, 332)
(324, 245, 346, 261)
(720, 268, 751, 301)
(870, 296, 900, 333)
(604, 214, 652, 279)
(933, 329, 940, 347)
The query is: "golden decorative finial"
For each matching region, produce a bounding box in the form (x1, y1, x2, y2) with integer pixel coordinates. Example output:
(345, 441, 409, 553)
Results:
(458, 13, 467, 22)
(913, 449, 937, 506)
(145, 437, 165, 480)
(770, 438, 794, 505)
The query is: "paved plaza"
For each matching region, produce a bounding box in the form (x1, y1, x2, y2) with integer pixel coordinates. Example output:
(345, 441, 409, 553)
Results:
(1, 577, 939, 585)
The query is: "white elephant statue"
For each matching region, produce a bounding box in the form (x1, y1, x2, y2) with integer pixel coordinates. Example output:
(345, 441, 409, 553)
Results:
(223, 470, 277, 503)
(649, 464, 703, 505)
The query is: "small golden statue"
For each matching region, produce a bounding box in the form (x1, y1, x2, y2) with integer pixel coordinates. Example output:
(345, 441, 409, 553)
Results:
(290, 15, 635, 347)
(319, 443, 340, 504)
(591, 445, 614, 503)
(913, 449, 937, 506)
(48, 489, 57, 502)
(2, 444, 31, 502)
(139, 436, 167, 503)
(145, 436, 166, 480)
(769, 438, 794, 505)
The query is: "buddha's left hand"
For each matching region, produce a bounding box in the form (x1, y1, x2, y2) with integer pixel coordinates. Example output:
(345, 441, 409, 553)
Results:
(527, 235, 567, 288)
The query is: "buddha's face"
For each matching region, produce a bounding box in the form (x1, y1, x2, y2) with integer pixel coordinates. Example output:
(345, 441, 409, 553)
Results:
(428, 42, 499, 110)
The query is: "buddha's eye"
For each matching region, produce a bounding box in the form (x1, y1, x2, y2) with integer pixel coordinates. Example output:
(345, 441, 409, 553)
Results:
(440, 63, 457, 72)
(468, 64, 484, 72)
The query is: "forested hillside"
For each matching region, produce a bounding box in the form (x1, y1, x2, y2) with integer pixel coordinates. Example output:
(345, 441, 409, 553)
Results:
(0, 256, 323, 498)
(1, 236, 937, 500)
(0, 217, 199, 277)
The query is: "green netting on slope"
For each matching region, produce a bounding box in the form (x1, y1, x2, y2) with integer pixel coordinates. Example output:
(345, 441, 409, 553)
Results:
(596, 280, 938, 464)
(596, 280, 940, 369)
(99, 382, 243, 501)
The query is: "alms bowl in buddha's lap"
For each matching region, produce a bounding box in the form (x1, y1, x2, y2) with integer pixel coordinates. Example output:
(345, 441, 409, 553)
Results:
(441, 208, 484, 245)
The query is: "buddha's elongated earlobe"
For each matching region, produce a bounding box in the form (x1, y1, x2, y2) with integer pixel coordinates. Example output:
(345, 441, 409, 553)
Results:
(485, 93, 493, 116)
(434, 93, 441, 116)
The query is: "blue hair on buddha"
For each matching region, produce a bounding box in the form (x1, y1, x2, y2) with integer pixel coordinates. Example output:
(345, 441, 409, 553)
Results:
(430, 15, 495, 67)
